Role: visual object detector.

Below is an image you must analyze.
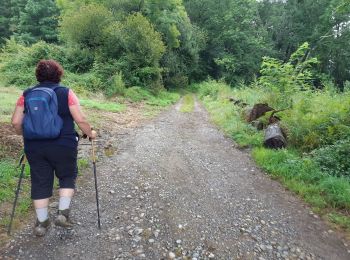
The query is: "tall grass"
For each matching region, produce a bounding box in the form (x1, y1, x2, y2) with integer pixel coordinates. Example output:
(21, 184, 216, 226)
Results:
(80, 99, 126, 112)
(180, 94, 195, 112)
(0, 87, 22, 122)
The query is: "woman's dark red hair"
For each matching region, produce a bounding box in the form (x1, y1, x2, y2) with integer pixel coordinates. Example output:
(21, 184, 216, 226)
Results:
(35, 59, 64, 83)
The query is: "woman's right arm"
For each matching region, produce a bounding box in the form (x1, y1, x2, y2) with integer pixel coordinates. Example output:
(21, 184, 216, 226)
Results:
(67, 90, 96, 139)
(69, 104, 96, 139)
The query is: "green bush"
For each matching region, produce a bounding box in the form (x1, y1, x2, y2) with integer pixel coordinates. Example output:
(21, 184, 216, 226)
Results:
(124, 86, 152, 102)
(311, 139, 350, 177)
(280, 90, 350, 151)
(166, 74, 189, 89)
(0, 39, 67, 87)
(258, 42, 318, 110)
(196, 80, 228, 100)
(146, 90, 180, 107)
(63, 71, 104, 93)
(106, 72, 126, 97)
(65, 47, 94, 73)
(253, 147, 350, 210)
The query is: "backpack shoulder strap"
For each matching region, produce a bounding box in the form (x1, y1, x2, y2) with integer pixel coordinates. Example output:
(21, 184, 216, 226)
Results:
(23, 85, 38, 97)
(51, 85, 66, 93)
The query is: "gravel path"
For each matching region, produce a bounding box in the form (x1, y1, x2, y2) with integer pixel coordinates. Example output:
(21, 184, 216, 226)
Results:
(1, 99, 350, 259)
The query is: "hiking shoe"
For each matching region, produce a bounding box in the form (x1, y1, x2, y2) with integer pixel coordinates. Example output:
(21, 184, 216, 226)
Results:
(34, 218, 50, 237)
(55, 209, 73, 228)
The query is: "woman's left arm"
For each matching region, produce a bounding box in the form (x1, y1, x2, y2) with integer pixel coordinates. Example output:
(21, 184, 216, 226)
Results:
(11, 103, 25, 135)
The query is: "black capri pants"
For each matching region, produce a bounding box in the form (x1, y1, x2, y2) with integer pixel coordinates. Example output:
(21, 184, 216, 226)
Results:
(25, 145, 78, 200)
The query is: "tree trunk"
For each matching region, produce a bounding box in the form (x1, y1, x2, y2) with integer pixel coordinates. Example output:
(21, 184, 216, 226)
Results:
(247, 103, 274, 122)
(264, 123, 287, 149)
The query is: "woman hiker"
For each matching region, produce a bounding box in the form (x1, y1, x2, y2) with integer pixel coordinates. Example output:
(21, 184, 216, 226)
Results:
(11, 59, 97, 236)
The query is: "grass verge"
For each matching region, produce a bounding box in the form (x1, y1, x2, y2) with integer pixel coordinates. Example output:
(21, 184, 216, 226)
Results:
(0, 159, 31, 241)
(180, 94, 195, 113)
(195, 80, 350, 233)
(0, 87, 22, 123)
(80, 99, 126, 112)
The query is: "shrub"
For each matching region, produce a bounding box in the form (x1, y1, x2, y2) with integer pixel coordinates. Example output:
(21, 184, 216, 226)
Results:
(106, 72, 126, 97)
(0, 39, 67, 87)
(258, 42, 318, 110)
(124, 86, 152, 102)
(196, 79, 228, 100)
(63, 71, 104, 93)
(59, 4, 114, 49)
(146, 90, 180, 107)
(311, 139, 350, 177)
(65, 47, 94, 73)
(166, 74, 189, 89)
(280, 90, 350, 151)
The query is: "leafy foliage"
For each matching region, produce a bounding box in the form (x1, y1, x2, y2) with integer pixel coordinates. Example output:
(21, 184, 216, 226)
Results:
(118, 13, 165, 91)
(258, 0, 350, 88)
(0, 39, 66, 87)
(16, 0, 60, 43)
(312, 139, 350, 177)
(185, 0, 272, 84)
(59, 4, 113, 49)
(258, 43, 318, 109)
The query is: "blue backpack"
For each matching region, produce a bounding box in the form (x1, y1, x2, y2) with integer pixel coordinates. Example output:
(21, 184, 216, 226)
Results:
(23, 86, 63, 140)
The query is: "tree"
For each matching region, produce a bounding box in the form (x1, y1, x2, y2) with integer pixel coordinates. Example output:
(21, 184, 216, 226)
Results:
(0, 0, 12, 44)
(59, 4, 113, 49)
(185, 0, 272, 84)
(258, 0, 350, 88)
(314, 0, 350, 88)
(0, 0, 27, 45)
(117, 13, 166, 91)
(143, 0, 205, 87)
(16, 0, 60, 43)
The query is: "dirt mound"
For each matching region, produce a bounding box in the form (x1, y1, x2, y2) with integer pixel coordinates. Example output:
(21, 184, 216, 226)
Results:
(0, 123, 23, 159)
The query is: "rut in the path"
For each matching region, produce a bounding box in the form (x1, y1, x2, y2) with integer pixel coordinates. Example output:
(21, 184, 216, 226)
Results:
(2, 99, 349, 260)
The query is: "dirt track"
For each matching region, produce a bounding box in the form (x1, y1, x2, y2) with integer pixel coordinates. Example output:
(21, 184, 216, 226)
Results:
(1, 99, 350, 259)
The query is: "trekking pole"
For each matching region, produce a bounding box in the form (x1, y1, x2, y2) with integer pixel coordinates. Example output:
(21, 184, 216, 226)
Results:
(7, 154, 26, 235)
(91, 139, 101, 229)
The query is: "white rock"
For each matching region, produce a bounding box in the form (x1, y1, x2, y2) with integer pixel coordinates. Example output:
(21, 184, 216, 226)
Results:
(154, 230, 160, 238)
(133, 236, 142, 242)
(169, 252, 176, 259)
(135, 249, 143, 254)
(135, 228, 143, 235)
(266, 245, 273, 250)
(208, 253, 215, 258)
